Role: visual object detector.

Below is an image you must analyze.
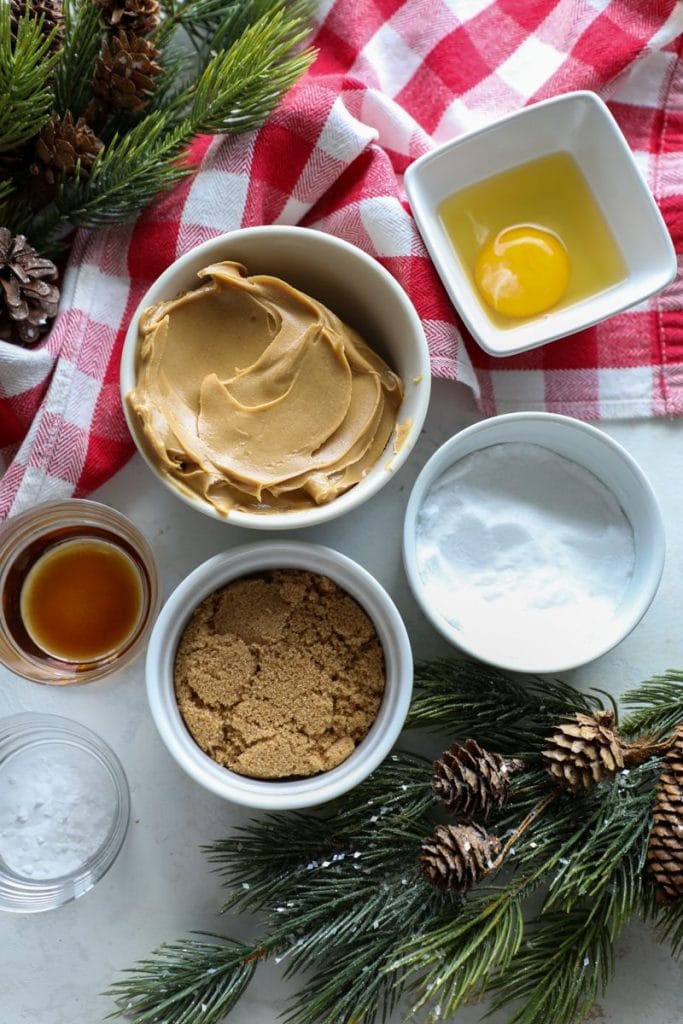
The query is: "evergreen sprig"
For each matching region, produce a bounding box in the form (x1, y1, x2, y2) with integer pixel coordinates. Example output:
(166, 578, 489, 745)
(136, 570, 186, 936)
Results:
(52, 0, 101, 117)
(108, 660, 683, 1024)
(621, 670, 683, 739)
(190, 6, 314, 134)
(409, 658, 604, 753)
(106, 935, 257, 1024)
(1, 0, 316, 256)
(0, 3, 58, 152)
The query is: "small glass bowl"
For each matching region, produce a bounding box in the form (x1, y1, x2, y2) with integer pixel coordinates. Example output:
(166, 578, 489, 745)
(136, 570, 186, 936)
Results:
(0, 499, 159, 685)
(0, 713, 130, 913)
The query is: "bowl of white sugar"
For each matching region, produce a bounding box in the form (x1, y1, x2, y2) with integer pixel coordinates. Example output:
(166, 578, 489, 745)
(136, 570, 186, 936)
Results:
(403, 412, 665, 674)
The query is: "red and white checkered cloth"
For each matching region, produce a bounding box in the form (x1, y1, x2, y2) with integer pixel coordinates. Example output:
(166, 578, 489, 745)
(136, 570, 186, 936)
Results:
(1, 0, 682, 518)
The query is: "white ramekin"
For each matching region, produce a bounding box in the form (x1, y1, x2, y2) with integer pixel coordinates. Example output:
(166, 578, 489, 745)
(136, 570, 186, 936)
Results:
(403, 412, 665, 674)
(120, 226, 431, 529)
(146, 541, 413, 809)
(405, 91, 676, 358)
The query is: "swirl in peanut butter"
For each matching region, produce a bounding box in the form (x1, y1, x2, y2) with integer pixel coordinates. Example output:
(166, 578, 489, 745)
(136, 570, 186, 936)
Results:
(127, 261, 403, 514)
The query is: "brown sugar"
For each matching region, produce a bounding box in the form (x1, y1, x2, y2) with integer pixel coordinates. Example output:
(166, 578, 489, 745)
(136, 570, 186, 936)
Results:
(173, 569, 386, 780)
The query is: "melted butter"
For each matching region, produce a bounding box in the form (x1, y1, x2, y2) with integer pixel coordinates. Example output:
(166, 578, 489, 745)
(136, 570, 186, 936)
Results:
(128, 262, 403, 515)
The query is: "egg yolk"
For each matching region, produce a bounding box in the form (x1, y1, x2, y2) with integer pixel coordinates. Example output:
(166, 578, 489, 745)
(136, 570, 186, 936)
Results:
(474, 225, 570, 318)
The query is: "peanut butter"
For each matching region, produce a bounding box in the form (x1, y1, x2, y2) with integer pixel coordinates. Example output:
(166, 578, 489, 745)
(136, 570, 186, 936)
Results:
(127, 261, 403, 514)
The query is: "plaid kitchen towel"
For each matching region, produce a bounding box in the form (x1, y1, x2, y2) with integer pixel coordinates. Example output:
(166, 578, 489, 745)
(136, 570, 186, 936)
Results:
(1, 0, 682, 517)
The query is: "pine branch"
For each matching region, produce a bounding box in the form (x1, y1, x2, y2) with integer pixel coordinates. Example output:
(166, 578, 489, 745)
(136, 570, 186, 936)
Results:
(409, 658, 604, 753)
(106, 934, 258, 1024)
(52, 0, 102, 118)
(210, 0, 315, 52)
(23, 113, 194, 251)
(108, 661, 683, 1024)
(621, 670, 683, 740)
(489, 850, 644, 1024)
(111, 753, 440, 1024)
(0, 3, 58, 153)
(647, 896, 683, 958)
(392, 758, 657, 1019)
(283, 932, 407, 1024)
(189, 6, 315, 134)
(151, 1, 315, 130)
(390, 786, 567, 1019)
(154, 0, 239, 49)
(391, 886, 526, 1016)
(16, 0, 316, 252)
(204, 752, 433, 912)
(544, 760, 659, 912)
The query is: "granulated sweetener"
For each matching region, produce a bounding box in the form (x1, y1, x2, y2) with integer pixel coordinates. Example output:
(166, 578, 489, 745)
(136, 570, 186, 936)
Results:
(415, 442, 636, 668)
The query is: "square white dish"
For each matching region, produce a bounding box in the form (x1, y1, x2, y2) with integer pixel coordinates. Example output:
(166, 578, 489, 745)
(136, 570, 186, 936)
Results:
(405, 90, 677, 358)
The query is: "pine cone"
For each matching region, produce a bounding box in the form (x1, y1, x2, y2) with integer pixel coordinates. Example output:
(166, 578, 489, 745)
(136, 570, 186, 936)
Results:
(91, 30, 162, 113)
(0, 229, 60, 347)
(94, 0, 160, 35)
(28, 111, 103, 203)
(432, 739, 524, 819)
(647, 729, 683, 905)
(10, 0, 64, 51)
(543, 710, 624, 792)
(419, 823, 502, 893)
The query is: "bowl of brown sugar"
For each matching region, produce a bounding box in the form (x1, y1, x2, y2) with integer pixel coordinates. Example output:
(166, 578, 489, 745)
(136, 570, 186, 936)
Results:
(145, 542, 413, 809)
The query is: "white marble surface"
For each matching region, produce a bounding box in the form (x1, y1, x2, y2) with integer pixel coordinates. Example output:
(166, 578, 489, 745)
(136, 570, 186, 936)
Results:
(1, 378, 682, 1024)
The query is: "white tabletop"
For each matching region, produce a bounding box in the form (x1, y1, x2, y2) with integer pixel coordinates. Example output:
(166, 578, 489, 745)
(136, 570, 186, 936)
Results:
(1, 378, 682, 1024)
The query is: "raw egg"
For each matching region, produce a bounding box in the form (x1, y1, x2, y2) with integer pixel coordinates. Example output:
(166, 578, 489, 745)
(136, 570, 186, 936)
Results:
(474, 225, 569, 318)
(437, 152, 627, 328)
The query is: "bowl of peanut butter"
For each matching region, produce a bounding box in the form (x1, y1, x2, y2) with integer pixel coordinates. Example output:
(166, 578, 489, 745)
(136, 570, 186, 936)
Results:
(120, 226, 431, 528)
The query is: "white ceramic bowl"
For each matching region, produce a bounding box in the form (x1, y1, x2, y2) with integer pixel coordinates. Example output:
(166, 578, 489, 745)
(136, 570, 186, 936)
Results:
(405, 91, 676, 358)
(120, 226, 431, 529)
(146, 541, 413, 810)
(403, 412, 665, 674)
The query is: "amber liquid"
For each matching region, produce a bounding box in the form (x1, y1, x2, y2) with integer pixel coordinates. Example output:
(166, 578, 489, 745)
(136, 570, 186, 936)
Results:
(6, 530, 145, 666)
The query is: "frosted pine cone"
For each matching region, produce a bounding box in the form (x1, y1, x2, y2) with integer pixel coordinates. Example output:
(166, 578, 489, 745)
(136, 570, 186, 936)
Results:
(432, 739, 524, 819)
(419, 822, 502, 893)
(543, 710, 624, 792)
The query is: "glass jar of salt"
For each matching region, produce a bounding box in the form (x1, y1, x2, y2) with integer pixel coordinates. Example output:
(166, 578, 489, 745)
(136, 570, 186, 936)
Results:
(0, 713, 129, 912)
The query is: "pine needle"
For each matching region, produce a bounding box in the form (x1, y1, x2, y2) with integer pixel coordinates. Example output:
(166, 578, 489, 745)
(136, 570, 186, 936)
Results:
(0, 2, 58, 152)
(52, 0, 102, 117)
(648, 897, 683, 957)
(621, 670, 683, 739)
(545, 761, 659, 911)
(409, 658, 603, 753)
(105, 934, 257, 1024)
(393, 887, 527, 1016)
(190, 6, 315, 134)
(489, 850, 644, 1024)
